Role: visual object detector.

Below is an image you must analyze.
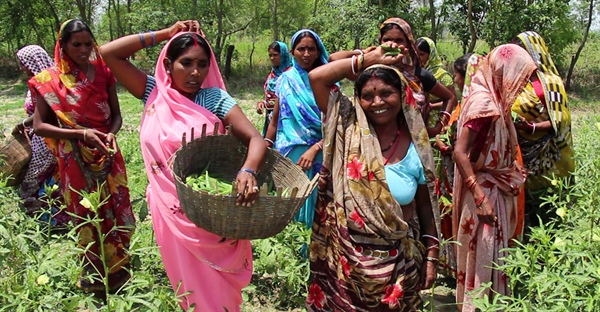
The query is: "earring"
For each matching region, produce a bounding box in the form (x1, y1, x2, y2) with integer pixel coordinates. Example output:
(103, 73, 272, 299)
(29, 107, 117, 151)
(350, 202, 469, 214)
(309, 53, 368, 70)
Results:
(166, 70, 171, 74)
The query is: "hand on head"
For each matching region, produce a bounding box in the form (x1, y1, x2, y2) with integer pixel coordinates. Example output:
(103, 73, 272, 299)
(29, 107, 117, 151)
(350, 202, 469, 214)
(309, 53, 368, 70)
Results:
(167, 20, 203, 38)
(364, 43, 408, 67)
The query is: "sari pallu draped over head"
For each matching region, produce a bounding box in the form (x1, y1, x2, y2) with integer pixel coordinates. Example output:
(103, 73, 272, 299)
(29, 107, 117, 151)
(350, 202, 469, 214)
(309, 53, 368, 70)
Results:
(263, 41, 292, 109)
(452, 44, 532, 310)
(419, 37, 453, 89)
(308, 65, 439, 311)
(139, 32, 251, 310)
(28, 20, 134, 286)
(274, 29, 330, 157)
(17, 45, 54, 115)
(513, 31, 574, 187)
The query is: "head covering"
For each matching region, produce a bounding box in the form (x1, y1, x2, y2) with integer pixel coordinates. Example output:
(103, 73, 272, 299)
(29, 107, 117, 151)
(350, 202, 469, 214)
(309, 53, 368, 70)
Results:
(264, 41, 292, 94)
(379, 18, 418, 68)
(17, 45, 53, 115)
(16, 45, 53, 76)
(418, 37, 442, 70)
(274, 29, 331, 157)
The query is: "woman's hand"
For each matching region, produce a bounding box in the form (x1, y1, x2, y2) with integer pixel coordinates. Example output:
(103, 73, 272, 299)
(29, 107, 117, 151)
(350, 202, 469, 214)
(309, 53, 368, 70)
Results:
(256, 101, 265, 114)
(419, 259, 438, 290)
(297, 145, 320, 171)
(362, 44, 406, 68)
(167, 20, 202, 38)
(83, 129, 111, 156)
(104, 132, 118, 155)
(235, 170, 259, 207)
(476, 195, 496, 225)
(434, 135, 453, 155)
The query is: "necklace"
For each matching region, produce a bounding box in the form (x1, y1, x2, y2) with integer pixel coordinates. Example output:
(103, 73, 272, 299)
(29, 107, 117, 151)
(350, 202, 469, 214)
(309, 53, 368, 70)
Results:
(381, 130, 401, 152)
(383, 131, 402, 165)
(82, 63, 91, 79)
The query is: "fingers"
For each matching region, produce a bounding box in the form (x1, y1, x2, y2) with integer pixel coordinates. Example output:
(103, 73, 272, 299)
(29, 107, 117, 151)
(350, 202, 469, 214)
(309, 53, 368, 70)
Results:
(235, 171, 259, 207)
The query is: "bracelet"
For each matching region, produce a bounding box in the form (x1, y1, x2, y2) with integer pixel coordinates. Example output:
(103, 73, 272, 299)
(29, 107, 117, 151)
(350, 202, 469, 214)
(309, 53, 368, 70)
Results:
(438, 110, 451, 118)
(238, 168, 257, 178)
(138, 32, 147, 48)
(531, 122, 536, 134)
(426, 257, 439, 263)
(464, 175, 477, 190)
(315, 141, 323, 150)
(475, 195, 486, 206)
(149, 30, 156, 47)
(351, 55, 358, 75)
(83, 129, 88, 141)
(353, 49, 364, 56)
(357, 54, 365, 72)
(421, 234, 440, 243)
(22, 118, 28, 128)
(264, 138, 274, 146)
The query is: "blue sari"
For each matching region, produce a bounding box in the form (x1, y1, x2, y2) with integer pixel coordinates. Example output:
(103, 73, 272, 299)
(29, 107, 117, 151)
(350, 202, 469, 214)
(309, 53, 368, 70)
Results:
(275, 29, 330, 227)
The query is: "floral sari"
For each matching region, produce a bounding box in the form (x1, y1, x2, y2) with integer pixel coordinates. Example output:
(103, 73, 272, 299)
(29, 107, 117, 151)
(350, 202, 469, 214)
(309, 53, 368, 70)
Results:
(513, 31, 574, 188)
(453, 45, 532, 310)
(308, 65, 439, 311)
(28, 33, 134, 291)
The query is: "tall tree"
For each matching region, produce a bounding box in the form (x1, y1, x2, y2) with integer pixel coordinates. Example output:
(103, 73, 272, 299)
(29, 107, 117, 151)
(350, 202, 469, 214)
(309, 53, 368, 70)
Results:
(566, 0, 595, 90)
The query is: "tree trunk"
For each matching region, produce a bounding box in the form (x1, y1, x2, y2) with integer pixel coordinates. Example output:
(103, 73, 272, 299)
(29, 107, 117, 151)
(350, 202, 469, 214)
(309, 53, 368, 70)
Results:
(75, 0, 88, 25)
(215, 0, 224, 62)
(566, 0, 594, 91)
(313, 0, 318, 17)
(273, 0, 278, 41)
(224, 45, 235, 80)
(429, 0, 436, 41)
(250, 40, 256, 70)
(107, 0, 114, 41)
(467, 0, 477, 52)
(192, 0, 198, 16)
(42, 0, 61, 31)
(127, 0, 132, 34)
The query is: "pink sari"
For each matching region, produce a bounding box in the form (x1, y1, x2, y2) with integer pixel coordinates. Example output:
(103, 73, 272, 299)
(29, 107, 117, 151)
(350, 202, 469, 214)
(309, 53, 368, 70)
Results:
(453, 44, 533, 311)
(139, 32, 252, 311)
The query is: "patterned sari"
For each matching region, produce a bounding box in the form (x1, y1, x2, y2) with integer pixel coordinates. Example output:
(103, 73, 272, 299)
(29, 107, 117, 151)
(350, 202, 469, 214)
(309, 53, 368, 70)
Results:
(261, 41, 292, 136)
(308, 65, 439, 311)
(275, 29, 331, 227)
(513, 31, 574, 188)
(453, 45, 531, 311)
(28, 34, 134, 292)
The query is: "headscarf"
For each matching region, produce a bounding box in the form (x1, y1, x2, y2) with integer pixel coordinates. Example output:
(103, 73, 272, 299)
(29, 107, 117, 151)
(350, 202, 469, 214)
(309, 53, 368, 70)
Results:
(17, 45, 53, 115)
(418, 37, 453, 87)
(514, 31, 574, 179)
(139, 32, 248, 271)
(264, 41, 292, 94)
(274, 29, 329, 157)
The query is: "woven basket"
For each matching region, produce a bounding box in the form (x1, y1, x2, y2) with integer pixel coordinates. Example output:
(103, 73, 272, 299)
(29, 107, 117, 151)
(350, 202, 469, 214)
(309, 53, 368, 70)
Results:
(0, 128, 32, 186)
(172, 128, 319, 240)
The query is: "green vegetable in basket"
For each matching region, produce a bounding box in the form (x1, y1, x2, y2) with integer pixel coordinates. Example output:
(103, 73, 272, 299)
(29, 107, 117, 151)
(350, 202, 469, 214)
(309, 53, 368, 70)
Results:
(511, 111, 521, 123)
(186, 170, 233, 195)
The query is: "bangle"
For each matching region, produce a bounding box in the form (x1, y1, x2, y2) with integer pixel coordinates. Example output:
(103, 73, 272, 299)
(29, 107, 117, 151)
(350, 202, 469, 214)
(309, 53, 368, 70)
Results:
(357, 54, 365, 72)
(138, 32, 146, 48)
(464, 175, 477, 190)
(475, 195, 485, 206)
(83, 129, 88, 141)
(22, 118, 28, 128)
(264, 138, 274, 146)
(315, 141, 323, 150)
(353, 49, 364, 56)
(351, 55, 358, 75)
(421, 234, 439, 243)
(238, 168, 257, 178)
(531, 122, 536, 134)
(149, 30, 156, 47)
(426, 257, 439, 263)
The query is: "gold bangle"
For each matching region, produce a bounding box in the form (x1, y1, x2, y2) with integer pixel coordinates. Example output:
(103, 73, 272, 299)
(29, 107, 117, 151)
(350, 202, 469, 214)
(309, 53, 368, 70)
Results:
(83, 129, 88, 141)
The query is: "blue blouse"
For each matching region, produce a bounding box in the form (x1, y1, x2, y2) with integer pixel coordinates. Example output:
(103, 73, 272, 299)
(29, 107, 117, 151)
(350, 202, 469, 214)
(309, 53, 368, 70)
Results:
(141, 75, 236, 119)
(385, 143, 426, 205)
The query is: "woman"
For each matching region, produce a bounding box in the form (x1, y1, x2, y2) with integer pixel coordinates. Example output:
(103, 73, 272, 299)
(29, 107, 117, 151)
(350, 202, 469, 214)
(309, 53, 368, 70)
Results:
(100, 20, 267, 311)
(415, 37, 456, 124)
(512, 31, 574, 188)
(29, 19, 134, 293)
(328, 18, 457, 138)
(15, 45, 70, 227)
(264, 29, 328, 228)
(308, 46, 440, 311)
(256, 41, 292, 137)
(452, 44, 531, 310)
